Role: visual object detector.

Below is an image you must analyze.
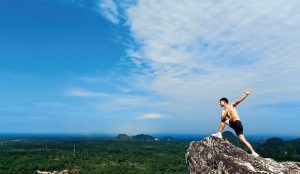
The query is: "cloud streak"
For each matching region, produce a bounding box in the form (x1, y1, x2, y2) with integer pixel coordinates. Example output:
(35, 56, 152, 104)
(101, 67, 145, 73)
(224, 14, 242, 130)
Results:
(90, 0, 300, 134)
(121, 0, 300, 112)
(66, 88, 108, 97)
(136, 113, 162, 120)
(97, 0, 120, 24)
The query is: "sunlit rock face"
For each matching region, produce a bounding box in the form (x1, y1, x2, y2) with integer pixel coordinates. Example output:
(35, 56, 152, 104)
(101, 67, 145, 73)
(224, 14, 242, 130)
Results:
(185, 136, 300, 174)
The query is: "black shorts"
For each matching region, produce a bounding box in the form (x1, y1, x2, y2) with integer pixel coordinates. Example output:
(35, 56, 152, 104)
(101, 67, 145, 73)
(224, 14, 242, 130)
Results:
(229, 120, 243, 136)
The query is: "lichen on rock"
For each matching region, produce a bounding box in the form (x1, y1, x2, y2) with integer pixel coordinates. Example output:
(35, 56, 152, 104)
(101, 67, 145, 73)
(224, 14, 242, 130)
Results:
(185, 136, 300, 174)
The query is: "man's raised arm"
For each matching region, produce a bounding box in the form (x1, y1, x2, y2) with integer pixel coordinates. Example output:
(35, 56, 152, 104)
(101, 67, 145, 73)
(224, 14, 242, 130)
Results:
(232, 88, 253, 107)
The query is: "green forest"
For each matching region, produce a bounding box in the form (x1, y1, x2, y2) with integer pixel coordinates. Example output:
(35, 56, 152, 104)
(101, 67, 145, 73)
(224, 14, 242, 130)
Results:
(0, 133, 299, 174)
(0, 136, 189, 174)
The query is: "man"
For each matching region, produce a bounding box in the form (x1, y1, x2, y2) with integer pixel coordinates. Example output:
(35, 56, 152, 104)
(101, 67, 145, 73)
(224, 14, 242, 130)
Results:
(211, 88, 260, 157)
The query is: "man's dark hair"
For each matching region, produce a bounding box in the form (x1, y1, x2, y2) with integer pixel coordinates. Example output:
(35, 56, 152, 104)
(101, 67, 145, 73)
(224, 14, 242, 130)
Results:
(220, 97, 228, 104)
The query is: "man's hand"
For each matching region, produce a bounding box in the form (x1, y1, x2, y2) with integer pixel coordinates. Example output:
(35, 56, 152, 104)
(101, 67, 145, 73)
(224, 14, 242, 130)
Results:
(245, 88, 253, 95)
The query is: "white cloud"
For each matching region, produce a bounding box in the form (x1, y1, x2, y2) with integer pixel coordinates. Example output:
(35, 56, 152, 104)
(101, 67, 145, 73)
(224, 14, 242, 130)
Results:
(136, 113, 164, 120)
(93, 0, 300, 112)
(121, 0, 300, 115)
(66, 88, 108, 97)
(85, 0, 300, 133)
(97, 0, 120, 24)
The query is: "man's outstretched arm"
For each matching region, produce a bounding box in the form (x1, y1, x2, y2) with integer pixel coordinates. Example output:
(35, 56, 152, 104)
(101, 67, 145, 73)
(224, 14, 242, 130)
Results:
(232, 88, 253, 107)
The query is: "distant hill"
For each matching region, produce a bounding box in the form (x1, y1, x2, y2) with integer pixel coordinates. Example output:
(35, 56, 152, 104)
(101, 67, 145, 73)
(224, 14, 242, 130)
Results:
(132, 134, 155, 141)
(115, 134, 130, 140)
(115, 134, 157, 141)
(220, 132, 300, 161)
(222, 131, 241, 147)
(256, 137, 300, 161)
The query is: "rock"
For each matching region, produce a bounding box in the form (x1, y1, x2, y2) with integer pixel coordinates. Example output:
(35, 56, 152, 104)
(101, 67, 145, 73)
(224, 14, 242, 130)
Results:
(185, 136, 300, 174)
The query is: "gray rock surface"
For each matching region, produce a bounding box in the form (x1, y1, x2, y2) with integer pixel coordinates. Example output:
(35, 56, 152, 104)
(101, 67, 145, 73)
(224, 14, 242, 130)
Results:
(185, 136, 300, 174)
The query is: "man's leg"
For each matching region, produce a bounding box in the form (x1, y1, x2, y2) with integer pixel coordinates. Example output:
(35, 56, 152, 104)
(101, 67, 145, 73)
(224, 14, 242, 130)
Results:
(218, 119, 230, 132)
(238, 133, 255, 153)
(212, 120, 230, 138)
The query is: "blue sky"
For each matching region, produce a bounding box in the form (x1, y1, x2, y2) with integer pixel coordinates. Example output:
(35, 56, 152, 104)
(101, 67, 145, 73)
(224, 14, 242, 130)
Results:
(0, 0, 300, 136)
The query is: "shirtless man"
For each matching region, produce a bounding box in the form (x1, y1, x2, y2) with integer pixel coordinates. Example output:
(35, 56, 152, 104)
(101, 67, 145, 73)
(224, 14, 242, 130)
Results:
(211, 88, 259, 157)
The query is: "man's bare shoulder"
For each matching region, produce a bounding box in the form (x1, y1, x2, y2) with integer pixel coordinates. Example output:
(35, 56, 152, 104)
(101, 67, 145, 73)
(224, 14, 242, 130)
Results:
(229, 103, 236, 107)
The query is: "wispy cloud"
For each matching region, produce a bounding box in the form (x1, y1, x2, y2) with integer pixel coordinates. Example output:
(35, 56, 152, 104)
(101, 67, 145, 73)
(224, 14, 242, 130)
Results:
(97, 0, 120, 24)
(119, 0, 300, 115)
(51, 0, 300, 134)
(136, 113, 163, 120)
(66, 88, 108, 97)
(76, 74, 132, 93)
(92, 0, 300, 134)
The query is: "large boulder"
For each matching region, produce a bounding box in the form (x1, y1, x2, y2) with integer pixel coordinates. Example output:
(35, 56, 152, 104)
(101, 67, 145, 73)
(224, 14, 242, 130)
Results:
(185, 136, 300, 174)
